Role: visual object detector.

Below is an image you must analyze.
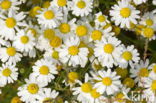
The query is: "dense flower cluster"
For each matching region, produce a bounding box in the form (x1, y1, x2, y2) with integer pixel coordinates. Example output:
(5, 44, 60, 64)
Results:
(0, 0, 156, 103)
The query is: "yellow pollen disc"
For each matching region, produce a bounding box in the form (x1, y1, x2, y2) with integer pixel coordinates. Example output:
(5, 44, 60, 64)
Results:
(143, 27, 154, 38)
(2, 68, 12, 77)
(52, 51, 59, 59)
(20, 36, 29, 44)
(152, 65, 156, 73)
(68, 72, 78, 82)
(44, 29, 55, 40)
(91, 30, 102, 41)
(39, 65, 49, 75)
(27, 83, 39, 94)
(76, 25, 88, 36)
(90, 89, 101, 98)
(102, 77, 112, 86)
(7, 47, 16, 56)
(57, 0, 67, 7)
(59, 23, 70, 34)
(29, 6, 41, 18)
(1, 0, 12, 10)
(50, 36, 62, 48)
(28, 28, 37, 37)
(151, 80, 156, 91)
(122, 51, 132, 61)
(146, 19, 153, 26)
(81, 83, 92, 93)
(115, 92, 124, 102)
(120, 8, 131, 18)
(11, 96, 22, 103)
(68, 46, 79, 56)
(138, 68, 149, 77)
(42, 1, 50, 8)
(103, 44, 114, 54)
(76, 0, 86, 9)
(44, 10, 55, 20)
(115, 67, 128, 79)
(123, 77, 134, 88)
(5, 17, 16, 28)
(98, 15, 106, 22)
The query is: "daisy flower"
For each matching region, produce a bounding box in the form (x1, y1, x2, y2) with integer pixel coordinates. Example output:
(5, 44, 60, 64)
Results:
(18, 76, 47, 103)
(94, 36, 122, 68)
(133, 0, 147, 5)
(44, 48, 60, 61)
(95, 12, 110, 26)
(93, 69, 121, 95)
(13, 30, 35, 52)
(141, 27, 156, 40)
(0, 10, 26, 40)
(110, 0, 140, 28)
(0, 0, 21, 12)
(0, 43, 22, 65)
(130, 59, 150, 85)
(149, 63, 156, 76)
(0, 63, 18, 86)
(30, 58, 58, 85)
(58, 36, 89, 67)
(36, 88, 59, 103)
(118, 45, 140, 68)
(68, 0, 93, 17)
(37, 6, 63, 28)
(50, 0, 68, 12)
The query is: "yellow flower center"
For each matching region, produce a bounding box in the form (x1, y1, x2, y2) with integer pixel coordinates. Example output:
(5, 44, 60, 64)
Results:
(138, 68, 149, 77)
(44, 10, 55, 20)
(146, 19, 153, 26)
(68, 46, 79, 56)
(103, 44, 114, 54)
(115, 92, 124, 102)
(7, 47, 16, 56)
(122, 51, 132, 61)
(152, 65, 156, 73)
(151, 80, 156, 91)
(28, 28, 37, 37)
(59, 23, 70, 34)
(68, 72, 78, 82)
(81, 83, 92, 93)
(44, 29, 55, 40)
(90, 89, 101, 98)
(1, 0, 12, 10)
(50, 36, 62, 48)
(115, 67, 128, 79)
(120, 8, 131, 18)
(102, 77, 112, 86)
(57, 0, 67, 7)
(11, 96, 22, 103)
(76, 25, 88, 36)
(52, 51, 59, 59)
(91, 30, 102, 41)
(2, 68, 12, 77)
(43, 98, 52, 103)
(143, 27, 154, 38)
(123, 77, 135, 88)
(29, 6, 41, 18)
(42, 1, 50, 8)
(5, 17, 16, 28)
(76, 0, 86, 9)
(27, 83, 39, 94)
(20, 36, 29, 44)
(98, 15, 106, 22)
(39, 65, 49, 75)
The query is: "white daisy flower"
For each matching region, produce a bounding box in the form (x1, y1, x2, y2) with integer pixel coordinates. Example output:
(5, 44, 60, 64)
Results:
(93, 69, 121, 95)
(13, 30, 35, 52)
(0, 63, 18, 86)
(44, 48, 60, 61)
(0, 0, 21, 12)
(130, 59, 150, 85)
(133, 0, 147, 5)
(18, 76, 46, 103)
(30, 58, 58, 85)
(110, 0, 140, 28)
(58, 36, 89, 67)
(0, 10, 26, 40)
(68, 0, 93, 17)
(0, 43, 22, 65)
(141, 27, 156, 40)
(118, 45, 140, 68)
(95, 12, 110, 26)
(94, 36, 122, 68)
(36, 88, 59, 103)
(37, 6, 63, 28)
